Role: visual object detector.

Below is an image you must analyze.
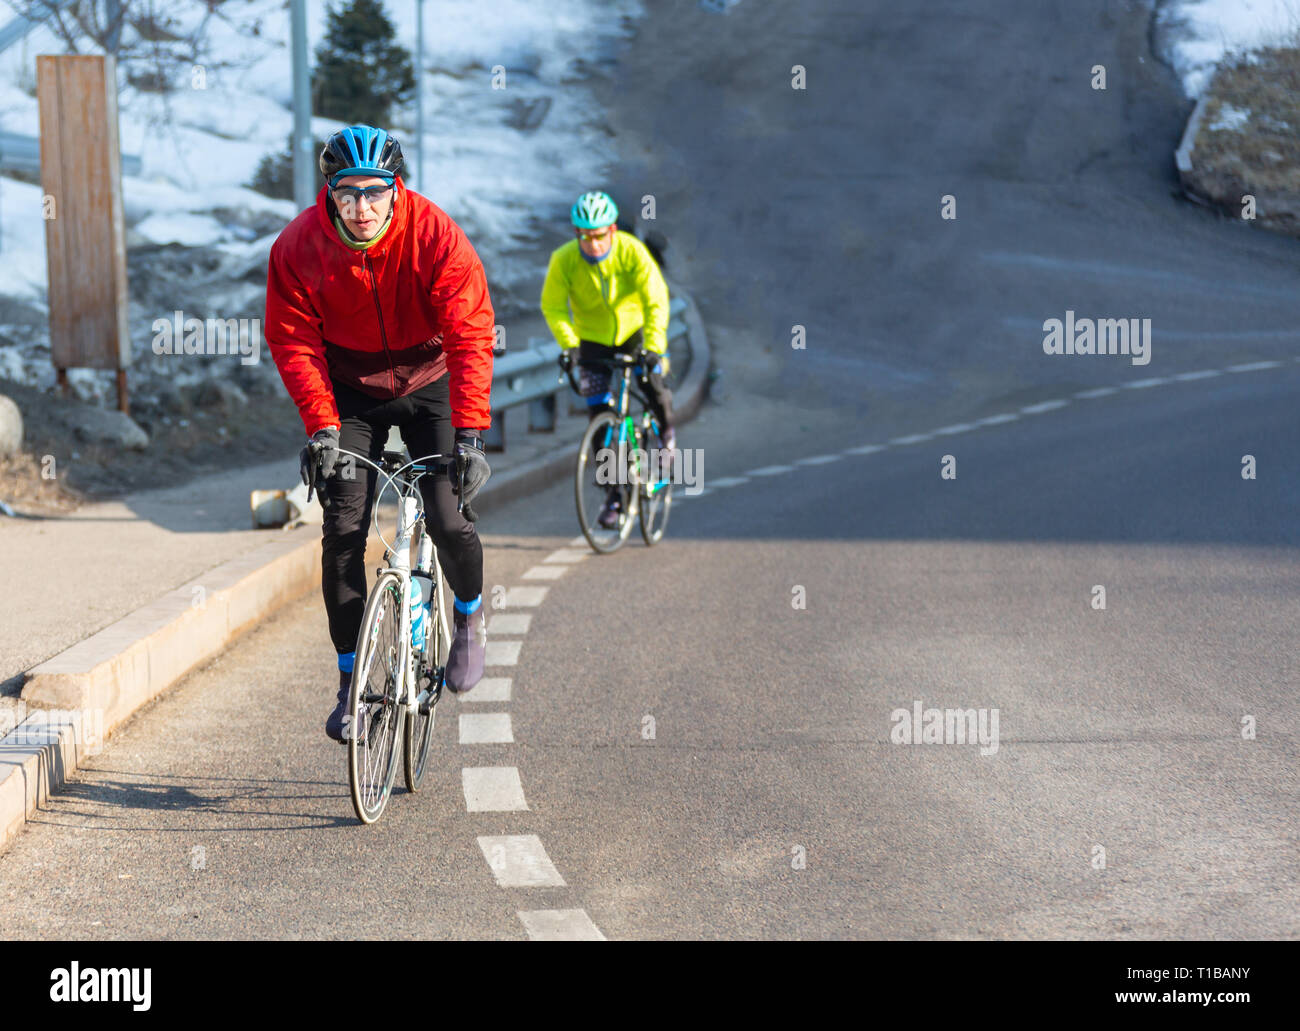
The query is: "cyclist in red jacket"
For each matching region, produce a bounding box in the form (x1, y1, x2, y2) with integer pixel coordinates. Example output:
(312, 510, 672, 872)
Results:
(266, 125, 493, 742)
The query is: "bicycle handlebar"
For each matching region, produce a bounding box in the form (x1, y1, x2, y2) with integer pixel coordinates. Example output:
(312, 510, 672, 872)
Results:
(323, 445, 475, 554)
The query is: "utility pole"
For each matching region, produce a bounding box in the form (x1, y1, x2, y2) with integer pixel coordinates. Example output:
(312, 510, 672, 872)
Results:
(291, 0, 314, 209)
(415, 0, 424, 192)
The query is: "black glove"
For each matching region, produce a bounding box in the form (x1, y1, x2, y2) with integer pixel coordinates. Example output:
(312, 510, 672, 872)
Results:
(453, 429, 490, 520)
(299, 426, 340, 508)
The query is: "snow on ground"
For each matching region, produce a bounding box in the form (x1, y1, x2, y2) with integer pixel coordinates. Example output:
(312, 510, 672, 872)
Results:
(0, 0, 644, 394)
(1158, 0, 1300, 97)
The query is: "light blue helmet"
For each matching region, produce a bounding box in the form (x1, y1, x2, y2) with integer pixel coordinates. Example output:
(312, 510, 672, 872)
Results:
(320, 125, 404, 187)
(570, 191, 618, 229)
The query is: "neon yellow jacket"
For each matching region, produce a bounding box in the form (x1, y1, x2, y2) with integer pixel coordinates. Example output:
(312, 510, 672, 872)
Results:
(540, 232, 670, 354)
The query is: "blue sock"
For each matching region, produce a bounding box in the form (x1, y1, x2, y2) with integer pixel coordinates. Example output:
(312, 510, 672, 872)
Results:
(338, 651, 355, 673)
(454, 594, 482, 615)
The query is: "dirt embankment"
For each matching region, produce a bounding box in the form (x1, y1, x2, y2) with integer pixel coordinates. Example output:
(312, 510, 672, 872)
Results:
(1178, 48, 1300, 236)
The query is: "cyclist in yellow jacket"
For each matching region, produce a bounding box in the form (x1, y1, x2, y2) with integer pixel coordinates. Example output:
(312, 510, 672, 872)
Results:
(541, 191, 675, 528)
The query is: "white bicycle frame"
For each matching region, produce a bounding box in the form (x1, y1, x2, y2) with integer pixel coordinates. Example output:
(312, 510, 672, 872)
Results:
(340, 448, 450, 716)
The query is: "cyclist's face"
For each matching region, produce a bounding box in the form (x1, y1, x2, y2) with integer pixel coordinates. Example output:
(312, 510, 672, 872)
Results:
(332, 175, 395, 240)
(577, 224, 616, 258)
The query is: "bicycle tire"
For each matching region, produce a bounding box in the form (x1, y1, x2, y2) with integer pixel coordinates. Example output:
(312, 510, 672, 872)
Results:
(404, 555, 448, 792)
(348, 570, 406, 824)
(575, 411, 638, 554)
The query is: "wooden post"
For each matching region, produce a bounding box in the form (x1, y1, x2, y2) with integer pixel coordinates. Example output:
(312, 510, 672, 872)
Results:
(38, 55, 131, 412)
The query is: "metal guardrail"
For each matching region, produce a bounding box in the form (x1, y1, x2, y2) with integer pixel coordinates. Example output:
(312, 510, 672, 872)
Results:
(0, 130, 142, 177)
(386, 296, 689, 453)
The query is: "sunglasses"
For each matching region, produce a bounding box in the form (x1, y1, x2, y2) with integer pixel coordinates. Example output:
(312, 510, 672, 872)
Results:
(576, 226, 614, 241)
(333, 183, 395, 203)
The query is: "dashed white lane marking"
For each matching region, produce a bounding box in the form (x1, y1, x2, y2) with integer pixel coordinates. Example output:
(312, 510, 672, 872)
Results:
(478, 835, 566, 887)
(489, 613, 532, 635)
(459, 677, 512, 703)
(1228, 360, 1281, 372)
(933, 423, 976, 436)
(975, 413, 1019, 425)
(1020, 399, 1069, 414)
(460, 713, 514, 744)
(745, 465, 794, 476)
(890, 434, 932, 445)
(1074, 387, 1117, 399)
(522, 565, 567, 581)
(543, 549, 589, 564)
(486, 641, 522, 666)
(1123, 377, 1168, 389)
(518, 909, 606, 941)
(794, 454, 842, 465)
(708, 476, 749, 488)
(568, 535, 588, 547)
(502, 586, 548, 607)
(462, 767, 529, 812)
(1174, 369, 1221, 381)
(844, 443, 886, 455)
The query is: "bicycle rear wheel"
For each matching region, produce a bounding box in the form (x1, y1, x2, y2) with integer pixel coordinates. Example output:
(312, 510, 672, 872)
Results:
(575, 411, 638, 554)
(349, 570, 405, 824)
(404, 558, 448, 792)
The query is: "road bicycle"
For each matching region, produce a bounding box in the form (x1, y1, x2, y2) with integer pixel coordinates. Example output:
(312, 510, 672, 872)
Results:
(561, 351, 673, 554)
(328, 445, 461, 824)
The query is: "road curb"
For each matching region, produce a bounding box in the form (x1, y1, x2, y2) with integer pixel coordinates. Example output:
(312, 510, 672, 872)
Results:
(0, 286, 711, 856)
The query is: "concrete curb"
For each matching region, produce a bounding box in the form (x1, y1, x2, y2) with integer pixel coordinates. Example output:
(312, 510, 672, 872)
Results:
(0, 286, 711, 855)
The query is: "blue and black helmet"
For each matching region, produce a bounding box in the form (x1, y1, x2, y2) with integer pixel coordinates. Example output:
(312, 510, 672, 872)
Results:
(319, 125, 404, 186)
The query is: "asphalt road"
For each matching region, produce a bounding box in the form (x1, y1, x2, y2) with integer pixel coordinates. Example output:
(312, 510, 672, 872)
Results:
(1, 0, 1297, 940)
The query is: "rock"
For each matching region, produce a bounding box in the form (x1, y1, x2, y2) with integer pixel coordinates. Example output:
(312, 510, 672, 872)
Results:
(195, 379, 248, 413)
(68, 407, 149, 450)
(0, 394, 22, 456)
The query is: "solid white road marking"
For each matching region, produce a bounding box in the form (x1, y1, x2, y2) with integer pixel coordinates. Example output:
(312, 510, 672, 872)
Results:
(569, 535, 588, 547)
(459, 677, 512, 703)
(1173, 369, 1220, 381)
(844, 443, 886, 455)
(1073, 387, 1117, 398)
(477, 835, 566, 887)
(486, 641, 523, 666)
(462, 767, 529, 812)
(1227, 360, 1281, 372)
(523, 565, 568, 580)
(1123, 377, 1168, 389)
(794, 454, 842, 465)
(543, 549, 589, 564)
(707, 476, 749, 488)
(890, 434, 931, 445)
(489, 613, 532, 635)
(503, 586, 548, 607)
(932, 423, 976, 435)
(518, 909, 606, 941)
(745, 465, 794, 476)
(975, 413, 1019, 425)
(460, 713, 514, 744)
(1020, 400, 1069, 414)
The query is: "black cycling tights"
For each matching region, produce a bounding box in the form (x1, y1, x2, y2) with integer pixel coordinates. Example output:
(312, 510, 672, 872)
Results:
(321, 376, 483, 655)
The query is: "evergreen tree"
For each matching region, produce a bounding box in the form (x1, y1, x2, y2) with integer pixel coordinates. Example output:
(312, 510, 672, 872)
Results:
(313, 0, 415, 128)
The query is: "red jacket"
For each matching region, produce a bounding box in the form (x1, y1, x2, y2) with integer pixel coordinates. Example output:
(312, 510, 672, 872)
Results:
(265, 178, 494, 436)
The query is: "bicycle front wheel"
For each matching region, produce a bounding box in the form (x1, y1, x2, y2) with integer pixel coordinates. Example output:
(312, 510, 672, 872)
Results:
(349, 570, 406, 824)
(575, 411, 638, 554)
(404, 558, 449, 792)
(640, 473, 672, 546)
